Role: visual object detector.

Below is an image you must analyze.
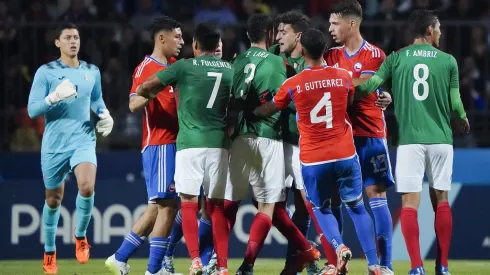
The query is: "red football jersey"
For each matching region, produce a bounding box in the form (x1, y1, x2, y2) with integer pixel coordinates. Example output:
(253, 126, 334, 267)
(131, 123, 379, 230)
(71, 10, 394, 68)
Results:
(324, 41, 386, 138)
(273, 65, 356, 164)
(129, 56, 178, 151)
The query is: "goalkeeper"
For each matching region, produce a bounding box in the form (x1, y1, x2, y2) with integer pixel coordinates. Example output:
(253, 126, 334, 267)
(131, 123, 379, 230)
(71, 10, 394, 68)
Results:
(27, 22, 114, 275)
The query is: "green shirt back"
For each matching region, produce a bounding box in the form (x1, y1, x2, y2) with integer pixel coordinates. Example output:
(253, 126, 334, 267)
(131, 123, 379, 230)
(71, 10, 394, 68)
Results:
(360, 44, 459, 145)
(232, 47, 286, 140)
(156, 55, 234, 150)
(268, 44, 306, 145)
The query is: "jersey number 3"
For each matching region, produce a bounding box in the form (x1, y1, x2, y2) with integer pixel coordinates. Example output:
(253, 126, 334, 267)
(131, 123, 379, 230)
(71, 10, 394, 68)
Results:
(207, 72, 222, 108)
(413, 64, 429, 101)
(310, 92, 333, 128)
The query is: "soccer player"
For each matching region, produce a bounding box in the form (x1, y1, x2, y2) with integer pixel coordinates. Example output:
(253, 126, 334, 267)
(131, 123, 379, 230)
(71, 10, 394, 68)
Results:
(136, 23, 234, 275)
(225, 14, 320, 275)
(324, 1, 394, 274)
(254, 27, 381, 275)
(27, 22, 114, 275)
(355, 9, 469, 275)
(270, 10, 336, 274)
(104, 17, 184, 275)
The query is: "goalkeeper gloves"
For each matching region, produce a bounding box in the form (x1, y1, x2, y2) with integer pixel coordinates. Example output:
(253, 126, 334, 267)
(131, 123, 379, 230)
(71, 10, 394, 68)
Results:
(45, 79, 78, 105)
(96, 109, 114, 137)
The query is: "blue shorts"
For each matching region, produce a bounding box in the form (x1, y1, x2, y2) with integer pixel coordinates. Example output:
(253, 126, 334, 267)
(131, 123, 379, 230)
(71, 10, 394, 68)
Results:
(142, 144, 178, 202)
(301, 155, 363, 208)
(354, 137, 395, 188)
(41, 146, 97, 190)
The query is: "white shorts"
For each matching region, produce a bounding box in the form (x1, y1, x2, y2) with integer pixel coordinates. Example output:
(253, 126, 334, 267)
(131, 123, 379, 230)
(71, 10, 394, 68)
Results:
(284, 143, 304, 190)
(225, 136, 286, 203)
(174, 148, 228, 199)
(395, 144, 453, 193)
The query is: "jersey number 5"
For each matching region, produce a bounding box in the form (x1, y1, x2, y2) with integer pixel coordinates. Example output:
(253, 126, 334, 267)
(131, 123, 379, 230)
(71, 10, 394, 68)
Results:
(207, 72, 222, 108)
(310, 92, 333, 128)
(413, 64, 429, 101)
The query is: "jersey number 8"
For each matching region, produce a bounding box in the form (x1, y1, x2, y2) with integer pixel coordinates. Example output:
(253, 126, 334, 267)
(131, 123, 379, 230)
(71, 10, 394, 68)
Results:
(413, 64, 429, 101)
(310, 92, 333, 128)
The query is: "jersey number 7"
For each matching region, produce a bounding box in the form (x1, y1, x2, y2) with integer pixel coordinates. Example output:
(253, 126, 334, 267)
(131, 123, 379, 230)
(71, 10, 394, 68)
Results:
(310, 92, 333, 128)
(207, 72, 222, 108)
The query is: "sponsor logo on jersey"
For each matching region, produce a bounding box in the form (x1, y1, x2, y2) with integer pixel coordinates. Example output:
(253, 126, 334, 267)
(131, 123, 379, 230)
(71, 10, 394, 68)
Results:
(354, 62, 362, 72)
(84, 73, 89, 80)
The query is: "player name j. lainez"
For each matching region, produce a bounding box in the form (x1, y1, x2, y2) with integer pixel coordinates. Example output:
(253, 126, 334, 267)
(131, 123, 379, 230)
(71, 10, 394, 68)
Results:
(406, 49, 438, 58)
(302, 79, 344, 92)
(193, 59, 232, 69)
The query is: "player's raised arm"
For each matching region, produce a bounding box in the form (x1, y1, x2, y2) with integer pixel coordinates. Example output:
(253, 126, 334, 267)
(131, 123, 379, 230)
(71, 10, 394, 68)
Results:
(354, 53, 394, 99)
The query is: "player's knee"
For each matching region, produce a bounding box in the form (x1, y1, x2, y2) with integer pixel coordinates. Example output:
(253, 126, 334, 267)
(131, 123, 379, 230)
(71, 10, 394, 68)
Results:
(432, 188, 449, 203)
(46, 195, 62, 208)
(344, 196, 365, 213)
(145, 203, 159, 219)
(365, 183, 387, 198)
(77, 179, 95, 197)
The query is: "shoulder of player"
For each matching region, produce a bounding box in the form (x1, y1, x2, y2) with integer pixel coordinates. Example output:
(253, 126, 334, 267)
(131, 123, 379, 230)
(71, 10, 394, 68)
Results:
(268, 44, 281, 55)
(324, 46, 343, 57)
(362, 41, 385, 58)
(78, 60, 99, 71)
(326, 65, 350, 75)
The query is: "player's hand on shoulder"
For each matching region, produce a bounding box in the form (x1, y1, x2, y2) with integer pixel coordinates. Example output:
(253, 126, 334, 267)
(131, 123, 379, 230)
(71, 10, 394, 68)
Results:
(375, 91, 392, 110)
(96, 109, 114, 137)
(45, 79, 78, 105)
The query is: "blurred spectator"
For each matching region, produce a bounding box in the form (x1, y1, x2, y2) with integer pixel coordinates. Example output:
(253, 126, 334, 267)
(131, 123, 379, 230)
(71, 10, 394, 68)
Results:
(194, 0, 238, 25)
(9, 108, 41, 152)
(22, 0, 51, 22)
(129, 0, 163, 32)
(0, 0, 18, 51)
(58, 0, 95, 22)
(102, 57, 131, 113)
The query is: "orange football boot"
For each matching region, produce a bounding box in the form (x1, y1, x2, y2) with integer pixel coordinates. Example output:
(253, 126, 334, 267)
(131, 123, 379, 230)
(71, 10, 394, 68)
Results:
(43, 252, 58, 274)
(74, 235, 91, 264)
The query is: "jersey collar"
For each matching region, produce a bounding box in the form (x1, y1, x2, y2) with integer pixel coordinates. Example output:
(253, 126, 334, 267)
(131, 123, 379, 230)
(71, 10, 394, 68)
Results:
(146, 55, 169, 66)
(343, 40, 366, 59)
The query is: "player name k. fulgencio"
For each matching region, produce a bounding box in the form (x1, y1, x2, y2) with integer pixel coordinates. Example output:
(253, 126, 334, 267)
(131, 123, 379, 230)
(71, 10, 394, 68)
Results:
(301, 78, 344, 92)
(192, 59, 232, 69)
(406, 49, 438, 58)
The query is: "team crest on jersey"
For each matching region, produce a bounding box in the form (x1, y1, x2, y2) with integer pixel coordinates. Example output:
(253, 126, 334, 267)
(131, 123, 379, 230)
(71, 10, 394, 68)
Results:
(354, 62, 362, 72)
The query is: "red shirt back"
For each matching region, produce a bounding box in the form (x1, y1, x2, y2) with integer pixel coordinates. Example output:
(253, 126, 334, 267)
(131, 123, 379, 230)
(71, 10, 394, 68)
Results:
(273, 65, 356, 164)
(129, 56, 178, 151)
(324, 41, 386, 138)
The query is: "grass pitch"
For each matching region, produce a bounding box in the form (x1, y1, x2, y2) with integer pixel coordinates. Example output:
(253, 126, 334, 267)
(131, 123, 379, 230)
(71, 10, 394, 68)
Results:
(0, 258, 489, 275)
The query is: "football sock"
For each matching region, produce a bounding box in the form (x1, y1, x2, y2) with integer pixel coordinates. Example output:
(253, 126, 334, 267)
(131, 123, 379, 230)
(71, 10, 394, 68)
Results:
(369, 198, 393, 269)
(244, 213, 272, 266)
(208, 201, 230, 269)
(198, 217, 214, 266)
(345, 199, 378, 266)
(312, 207, 343, 250)
(115, 231, 144, 262)
(224, 200, 239, 230)
(147, 237, 169, 273)
(307, 201, 337, 264)
(166, 210, 183, 257)
(43, 202, 61, 253)
(331, 203, 344, 234)
(181, 202, 200, 260)
(435, 202, 452, 268)
(75, 192, 94, 238)
(273, 202, 311, 251)
(401, 207, 423, 269)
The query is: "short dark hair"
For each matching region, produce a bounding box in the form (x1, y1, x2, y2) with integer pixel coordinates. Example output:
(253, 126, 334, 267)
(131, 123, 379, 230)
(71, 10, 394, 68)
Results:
(408, 9, 439, 39)
(193, 23, 221, 52)
(276, 10, 310, 33)
(149, 16, 182, 40)
(55, 22, 78, 39)
(330, 0, 363, 20)
(247, 14, 274, 44)
(300, 28, 328, 60)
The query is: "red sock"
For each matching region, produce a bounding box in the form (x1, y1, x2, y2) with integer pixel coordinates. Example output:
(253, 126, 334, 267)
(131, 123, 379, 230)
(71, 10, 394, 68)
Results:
(306, 201, 337, 264)
(244, 213, 272, 266)
(181, 201, 200, 260)
(273, 202, 310, 251)
(401, 207, 423, 269)
(207, 201, 230, 269)
(224, 200, 239, 230)
(435, 202, 452, 267)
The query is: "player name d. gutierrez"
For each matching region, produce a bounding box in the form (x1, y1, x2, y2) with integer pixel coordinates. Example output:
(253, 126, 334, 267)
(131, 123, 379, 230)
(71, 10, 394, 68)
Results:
(302, 79, 343, 92)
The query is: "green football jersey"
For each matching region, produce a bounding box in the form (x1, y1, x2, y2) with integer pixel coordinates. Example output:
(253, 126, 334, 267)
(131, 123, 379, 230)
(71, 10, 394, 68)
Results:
(156, 55, 234, 150)
(231, 46, 286, 140)
(356, 44, 462, 145)
(268, 44, 306, 145)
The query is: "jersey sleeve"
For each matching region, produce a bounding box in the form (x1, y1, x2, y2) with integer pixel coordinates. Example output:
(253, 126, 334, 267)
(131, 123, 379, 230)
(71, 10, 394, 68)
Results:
(355, 52, 394, 98)
(90, 66, 107, 114)
(273, 80, 293, 110)
(449, 55, 459, 88)
(27, 66, 53, 118)
(129, 66, 141, 97)
(323, 49, 338, 66)
(156, 59, 181, 87)
(360, 48, 386, 75)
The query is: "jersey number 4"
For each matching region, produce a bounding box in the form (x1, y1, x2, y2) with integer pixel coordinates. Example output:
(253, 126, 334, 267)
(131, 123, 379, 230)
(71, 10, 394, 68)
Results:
(207, 72, 222, 108)
(413, 64, 429, 101)
(310, 92, 333, 128)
